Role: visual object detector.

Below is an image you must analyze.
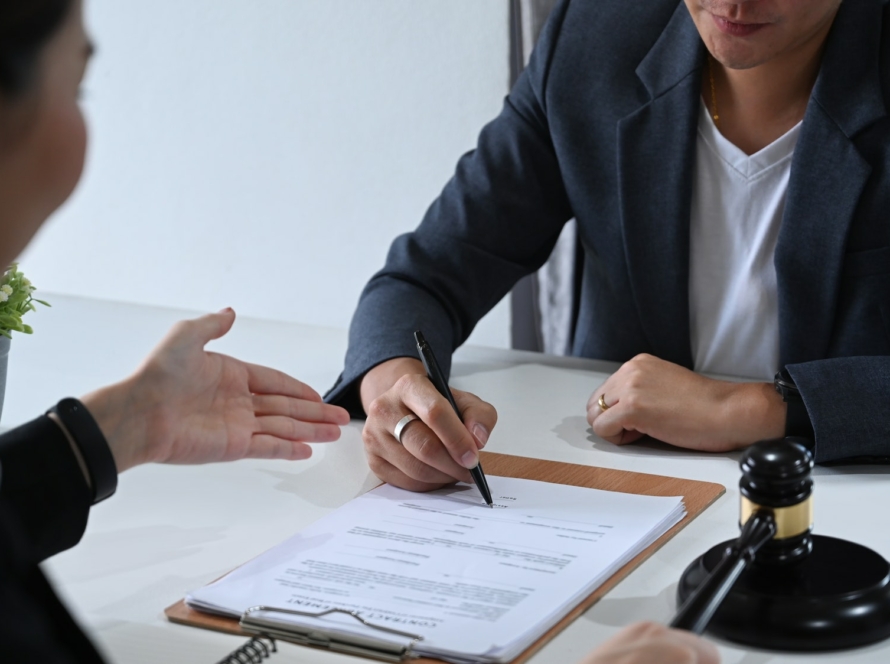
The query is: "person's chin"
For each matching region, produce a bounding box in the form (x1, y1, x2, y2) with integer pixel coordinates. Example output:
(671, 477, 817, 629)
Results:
(699, 13, 777, 68)
(708, 33, 776, 70)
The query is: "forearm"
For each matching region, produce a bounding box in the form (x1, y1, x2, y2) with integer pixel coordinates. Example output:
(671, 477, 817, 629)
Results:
(80, 376, 149, 474)
(719, 380, 787, 447)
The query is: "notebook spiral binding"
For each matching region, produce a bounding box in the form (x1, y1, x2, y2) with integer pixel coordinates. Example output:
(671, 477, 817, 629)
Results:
(217, 634, 277, 663)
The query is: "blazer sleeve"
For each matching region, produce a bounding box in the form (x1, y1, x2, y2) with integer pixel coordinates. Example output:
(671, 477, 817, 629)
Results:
(0, 415, 92, 563)
(325, 0, 576, 415)
(787, 357, 890, 463)
(0, 502, 107, 663)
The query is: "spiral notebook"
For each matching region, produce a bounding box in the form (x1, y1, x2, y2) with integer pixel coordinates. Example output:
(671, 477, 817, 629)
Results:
(217, 635, 277, 663)
(168, 452, 724, 663)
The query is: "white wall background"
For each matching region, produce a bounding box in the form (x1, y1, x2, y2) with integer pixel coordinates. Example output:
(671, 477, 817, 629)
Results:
(22, 0, 512, 347)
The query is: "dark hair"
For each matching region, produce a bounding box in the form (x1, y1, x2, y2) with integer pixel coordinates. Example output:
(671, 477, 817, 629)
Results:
(0, 0, 73, 97)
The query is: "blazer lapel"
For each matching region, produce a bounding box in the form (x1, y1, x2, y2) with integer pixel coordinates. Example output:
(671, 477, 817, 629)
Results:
(617, 5, 703, 368)
(776, 0, 887, 366)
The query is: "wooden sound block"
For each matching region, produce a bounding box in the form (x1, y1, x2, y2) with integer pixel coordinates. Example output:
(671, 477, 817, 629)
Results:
(678, 534, 890, 651)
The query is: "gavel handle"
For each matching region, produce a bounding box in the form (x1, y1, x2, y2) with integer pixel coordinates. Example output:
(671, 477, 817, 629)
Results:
(670, 511, 777, 634)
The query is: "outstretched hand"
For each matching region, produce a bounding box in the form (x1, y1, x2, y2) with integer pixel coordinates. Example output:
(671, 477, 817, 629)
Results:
(82, 309, 351, 472)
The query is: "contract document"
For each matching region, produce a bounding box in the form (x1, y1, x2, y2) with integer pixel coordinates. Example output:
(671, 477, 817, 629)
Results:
(187, 476, 684, 663)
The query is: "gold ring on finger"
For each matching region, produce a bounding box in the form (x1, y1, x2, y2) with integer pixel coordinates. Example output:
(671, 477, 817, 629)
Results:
(597, 394, 610, 412)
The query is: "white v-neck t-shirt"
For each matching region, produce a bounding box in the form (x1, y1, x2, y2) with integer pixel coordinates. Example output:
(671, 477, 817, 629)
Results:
(689, 102, 802, 380)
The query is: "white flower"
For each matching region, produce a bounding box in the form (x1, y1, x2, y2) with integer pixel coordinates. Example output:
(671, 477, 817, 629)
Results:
(0, 285, 12, 296)
(21, 278, 30, 287)
(0, 292, 9, 303)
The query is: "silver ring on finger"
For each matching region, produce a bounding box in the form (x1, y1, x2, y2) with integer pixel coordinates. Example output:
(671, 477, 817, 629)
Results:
(394, 414, 419, 445)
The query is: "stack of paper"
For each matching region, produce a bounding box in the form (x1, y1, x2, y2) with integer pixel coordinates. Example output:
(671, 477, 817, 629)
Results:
(187, 476, 684, 663)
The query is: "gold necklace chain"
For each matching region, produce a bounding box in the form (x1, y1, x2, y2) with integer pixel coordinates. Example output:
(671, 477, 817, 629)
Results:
(708, 55, 720, 128)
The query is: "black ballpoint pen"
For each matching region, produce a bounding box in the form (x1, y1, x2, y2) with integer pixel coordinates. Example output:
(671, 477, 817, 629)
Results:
(414, 330, 494, 507)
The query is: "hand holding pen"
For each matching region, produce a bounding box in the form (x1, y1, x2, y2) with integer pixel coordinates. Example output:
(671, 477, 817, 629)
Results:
(413, 330, 493, 506)
(356, 337, 498, 495)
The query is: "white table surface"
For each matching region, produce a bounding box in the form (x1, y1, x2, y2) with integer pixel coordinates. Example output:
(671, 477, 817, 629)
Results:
(5, 293, 889, 664)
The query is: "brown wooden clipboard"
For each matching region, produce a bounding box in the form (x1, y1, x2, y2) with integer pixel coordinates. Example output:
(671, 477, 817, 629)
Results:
(165, 451, 725, 663)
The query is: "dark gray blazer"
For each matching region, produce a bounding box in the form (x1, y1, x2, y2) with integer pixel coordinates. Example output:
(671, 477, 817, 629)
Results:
(327, 0, 890, 463)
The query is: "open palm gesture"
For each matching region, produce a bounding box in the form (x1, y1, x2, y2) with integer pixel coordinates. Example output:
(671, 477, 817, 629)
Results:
(83, 309, 350, 472)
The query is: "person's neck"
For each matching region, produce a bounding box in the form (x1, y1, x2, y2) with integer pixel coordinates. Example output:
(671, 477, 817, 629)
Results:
(708, 30, 831, 155)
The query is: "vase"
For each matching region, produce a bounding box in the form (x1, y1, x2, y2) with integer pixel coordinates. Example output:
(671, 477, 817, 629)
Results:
(0, 335, 9, 422)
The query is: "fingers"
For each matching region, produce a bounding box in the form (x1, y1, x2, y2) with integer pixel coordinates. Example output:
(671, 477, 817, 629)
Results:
(589, 387, 645, 445)
(594, 410, 645, 445)
(257, 415, 343, 443)
(253, 394, 350, 425)
(586, 379, 628, 444)
(181, 308, 237, 346)
(366, 455, 459, 493)
(453, 390, 498, 450)
(246, 363, 324, 401)
(363, 380, 472, 485)
(585, 358, 649, 445)
(397, 377, 481, 470)
(369, 425, 469, 485)
(664, 630, 720, 664)
(586, 383, 610, 428)
(362, 374, 496, 491)
(399, 419, 474, 484)
(243, 434, 314, 461)
(148, 310, 237, 366)
(581, 622, 720, 664)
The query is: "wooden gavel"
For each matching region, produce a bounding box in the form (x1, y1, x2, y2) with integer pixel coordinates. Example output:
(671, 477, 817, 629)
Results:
(666, 438, 890, 652)
(671, 438, 814, 633)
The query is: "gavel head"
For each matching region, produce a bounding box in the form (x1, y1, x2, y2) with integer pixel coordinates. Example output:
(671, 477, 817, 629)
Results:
(739, 438, 814, 565)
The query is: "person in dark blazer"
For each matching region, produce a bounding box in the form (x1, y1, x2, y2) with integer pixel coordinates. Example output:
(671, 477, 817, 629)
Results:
(327, 0, 890, 492)
(0, 1, 716, 662)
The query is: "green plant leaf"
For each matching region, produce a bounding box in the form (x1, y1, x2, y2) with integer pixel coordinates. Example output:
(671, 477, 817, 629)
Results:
(0, 265, 48, 335)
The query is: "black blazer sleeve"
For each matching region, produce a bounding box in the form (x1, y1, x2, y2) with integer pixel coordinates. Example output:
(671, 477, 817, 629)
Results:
(0, 501, 106, 663)
(0, 415, 92, 562)
(0, 416, 107, 662)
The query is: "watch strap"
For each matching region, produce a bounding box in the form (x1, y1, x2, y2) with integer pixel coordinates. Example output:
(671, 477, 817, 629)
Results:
(48, 398, 117, 504)
(775, 369, 815, 447)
